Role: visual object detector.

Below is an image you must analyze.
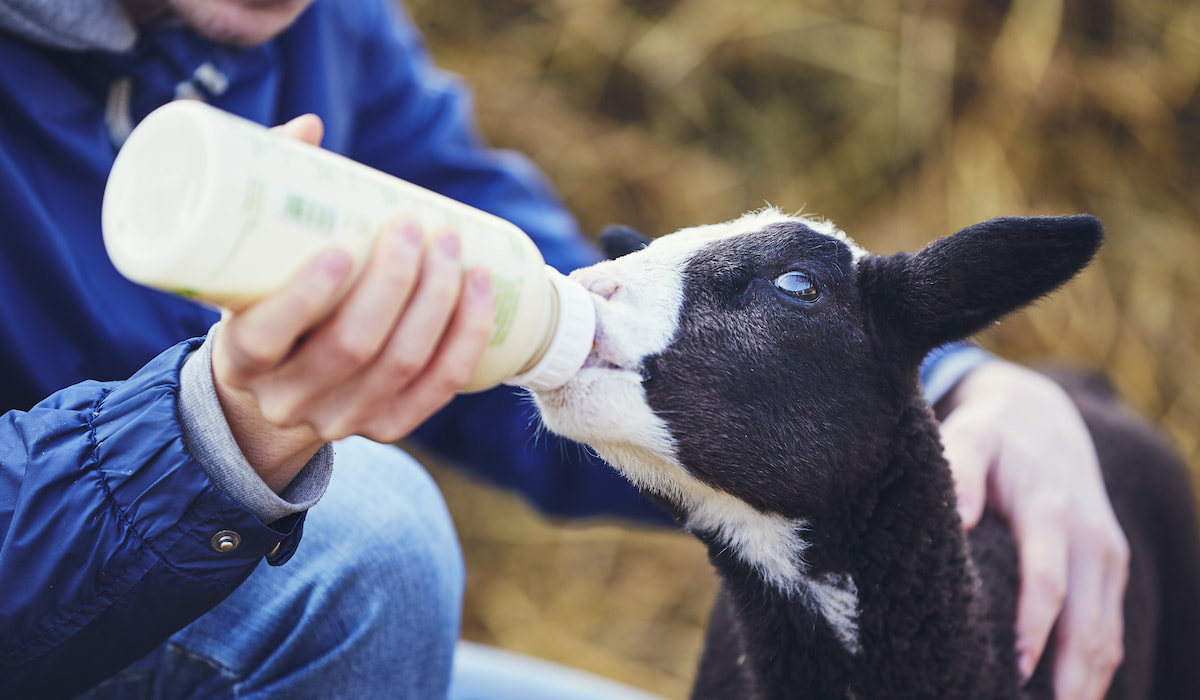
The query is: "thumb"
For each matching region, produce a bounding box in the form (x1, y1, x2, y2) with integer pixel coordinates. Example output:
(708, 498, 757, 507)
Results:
(272, 113, 324, 147)
(940, 416, 992, 529)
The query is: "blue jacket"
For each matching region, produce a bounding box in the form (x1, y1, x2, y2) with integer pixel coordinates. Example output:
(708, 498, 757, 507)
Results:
(0, 0, 666, 694)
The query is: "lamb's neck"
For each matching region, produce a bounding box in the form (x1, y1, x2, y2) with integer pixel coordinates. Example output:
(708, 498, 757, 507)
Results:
(696, 401, 999, 698)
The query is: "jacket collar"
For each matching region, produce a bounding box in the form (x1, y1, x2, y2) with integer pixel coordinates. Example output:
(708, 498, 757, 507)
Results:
(0, 2, 246, 147)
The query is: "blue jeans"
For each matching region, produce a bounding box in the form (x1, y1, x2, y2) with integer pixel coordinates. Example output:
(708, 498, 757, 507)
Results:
(77, 438, 664, 700)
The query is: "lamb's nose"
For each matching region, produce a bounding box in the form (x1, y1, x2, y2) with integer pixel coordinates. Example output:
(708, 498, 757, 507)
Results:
(573, 269, 619, 300)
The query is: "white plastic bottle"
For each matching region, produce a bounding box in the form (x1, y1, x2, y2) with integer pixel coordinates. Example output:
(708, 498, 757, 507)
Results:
(102, 100, 595, 393)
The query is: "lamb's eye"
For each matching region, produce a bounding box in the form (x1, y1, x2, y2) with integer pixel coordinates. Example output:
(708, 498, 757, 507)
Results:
(773, 271, 820, 301)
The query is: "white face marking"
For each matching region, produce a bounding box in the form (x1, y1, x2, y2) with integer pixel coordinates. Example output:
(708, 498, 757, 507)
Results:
(533, 207, 862, 652)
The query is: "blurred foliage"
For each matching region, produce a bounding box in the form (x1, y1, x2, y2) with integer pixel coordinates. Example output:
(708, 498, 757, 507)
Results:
(401, 0, 1200, 696)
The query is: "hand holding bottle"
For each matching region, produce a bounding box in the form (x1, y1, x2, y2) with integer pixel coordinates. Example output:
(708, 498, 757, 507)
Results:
(103, 103, 596, 493)
(210, 115, 496, 493)
(103, 101, 594, 395)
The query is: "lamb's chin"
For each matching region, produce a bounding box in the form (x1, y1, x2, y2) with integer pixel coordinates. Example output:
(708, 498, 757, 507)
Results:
(532, 365, 659, 449)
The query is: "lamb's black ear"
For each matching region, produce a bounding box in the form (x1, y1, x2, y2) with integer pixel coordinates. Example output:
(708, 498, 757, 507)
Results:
(867, 215, 1103, 359)
(599, 224, 650, 260)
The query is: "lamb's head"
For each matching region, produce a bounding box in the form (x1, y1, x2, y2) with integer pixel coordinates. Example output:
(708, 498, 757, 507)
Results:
(534, 209, 1102, 536)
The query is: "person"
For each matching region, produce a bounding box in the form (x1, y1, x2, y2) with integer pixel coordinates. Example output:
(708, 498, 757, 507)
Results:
(0, 1, 1128, 699)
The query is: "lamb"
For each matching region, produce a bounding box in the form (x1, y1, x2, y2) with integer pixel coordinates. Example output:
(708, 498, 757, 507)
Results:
(531, 209, 1200, 699)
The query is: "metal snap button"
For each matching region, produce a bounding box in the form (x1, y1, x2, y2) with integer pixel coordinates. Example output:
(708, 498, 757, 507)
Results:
(210, 530, 242, 554)
(266, 541, 283, 560)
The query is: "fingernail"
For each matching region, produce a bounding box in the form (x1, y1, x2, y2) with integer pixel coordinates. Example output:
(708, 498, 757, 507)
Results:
(310, 250, 351, 292)
(1017, 651, 1033, 682)
(955, 494, 973, 524)
(393, 220, 423, 248)
(470, 268, 493, 297)
(300, 252, 350, 301)
(435, 231, 461, 259)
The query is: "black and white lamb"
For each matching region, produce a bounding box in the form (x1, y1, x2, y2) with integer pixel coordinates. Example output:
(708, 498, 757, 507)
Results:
(532, 209, 1200, 699)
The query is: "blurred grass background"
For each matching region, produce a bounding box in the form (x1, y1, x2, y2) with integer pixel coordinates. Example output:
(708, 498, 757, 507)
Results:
(400, 0, 1200, 696)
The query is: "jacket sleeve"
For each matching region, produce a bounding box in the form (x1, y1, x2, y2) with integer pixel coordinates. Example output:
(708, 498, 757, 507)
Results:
(919, 341, 995, 407)
(0, 339, 308, 699)
(342, 0, 672, 526)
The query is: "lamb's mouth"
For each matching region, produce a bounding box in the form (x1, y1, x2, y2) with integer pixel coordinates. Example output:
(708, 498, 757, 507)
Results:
(539, 353, 642, 398)
(551, 319, 646, 389)
(580, 353, 622, 371)
(533, 353, 619, 408)
(578, 350, 650, 380)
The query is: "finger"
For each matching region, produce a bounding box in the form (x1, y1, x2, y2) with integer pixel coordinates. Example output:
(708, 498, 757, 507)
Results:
(1050, 568, 1101, 698)
(271, 220, 425, 391)
(378, 229, 465, 377)
(940, 413, 992, 529)
(300, 229, 465, 439)
(271, 113, 324, 146)
(1057, 528, 1129, 700)
(360, 266, 495, 442)
(1012, 494, 1071, 683)
(1088, 536, 1129, 698)
(319, 220, 425, 364)
(218, 249, 352, 379)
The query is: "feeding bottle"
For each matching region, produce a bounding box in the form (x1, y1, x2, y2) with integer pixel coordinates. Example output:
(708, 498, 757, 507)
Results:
(102, 100, 595, 393)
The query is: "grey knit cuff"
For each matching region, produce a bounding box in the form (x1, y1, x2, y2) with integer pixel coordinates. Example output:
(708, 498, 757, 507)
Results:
(178, 329, 333, 524)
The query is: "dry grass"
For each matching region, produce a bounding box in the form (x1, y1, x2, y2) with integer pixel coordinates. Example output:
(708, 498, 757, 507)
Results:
(401, 0, 1200, 696)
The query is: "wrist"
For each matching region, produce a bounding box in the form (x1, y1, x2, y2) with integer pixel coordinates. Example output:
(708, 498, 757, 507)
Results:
(205, 322, 326, 493)
(179, 334, 333, 519)
(936, 359, 1070, 423)
(212, 378, 325, 493)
